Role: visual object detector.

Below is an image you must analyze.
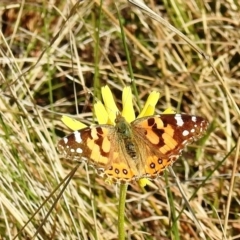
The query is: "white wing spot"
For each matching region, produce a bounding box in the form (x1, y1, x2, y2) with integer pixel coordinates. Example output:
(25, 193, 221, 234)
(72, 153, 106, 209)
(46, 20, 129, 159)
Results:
(182, 130, 189, 136)
(63, 137, 68, 144)
(192, 116, 197, 122)
(190, 128, 195, 133)
(175, 114, 184, 126)
(74, 131, 82, 143)
(70, 148, 75, 153)
(76, 148, 83, 154)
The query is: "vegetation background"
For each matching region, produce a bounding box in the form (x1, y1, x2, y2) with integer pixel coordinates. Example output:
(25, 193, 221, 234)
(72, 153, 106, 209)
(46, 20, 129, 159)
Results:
(0, 0, 239, 239)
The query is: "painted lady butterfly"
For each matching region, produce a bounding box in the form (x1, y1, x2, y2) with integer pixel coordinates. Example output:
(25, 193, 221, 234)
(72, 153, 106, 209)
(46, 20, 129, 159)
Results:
(57, 113, 208, 182)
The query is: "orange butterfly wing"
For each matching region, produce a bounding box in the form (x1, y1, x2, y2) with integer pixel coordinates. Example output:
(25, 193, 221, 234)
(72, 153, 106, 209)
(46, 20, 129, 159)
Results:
(130, 114, 209, 178)
(58, 125, 114, 168)
(57, 124, 140, 181)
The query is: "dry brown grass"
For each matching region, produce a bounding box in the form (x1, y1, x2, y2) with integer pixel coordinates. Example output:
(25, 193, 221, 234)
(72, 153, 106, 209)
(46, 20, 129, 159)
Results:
(0, 0, 239, 239)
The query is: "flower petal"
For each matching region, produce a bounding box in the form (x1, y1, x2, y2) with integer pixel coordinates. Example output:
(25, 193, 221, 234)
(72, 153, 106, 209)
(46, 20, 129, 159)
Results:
(122, 86, 135, 122)
(61, 116, 87, 130)
(163, 108, 176, 114)
(138, 178, 155, 187)
(94, 101, 110, 124)
(101, 85, 118, 124)
(138, 91, 160, 118)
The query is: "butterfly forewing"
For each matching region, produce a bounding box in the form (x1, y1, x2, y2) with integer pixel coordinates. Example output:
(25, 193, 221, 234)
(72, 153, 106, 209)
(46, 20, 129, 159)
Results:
(132, 114, 208, 157)
(57, 125, 116, 168)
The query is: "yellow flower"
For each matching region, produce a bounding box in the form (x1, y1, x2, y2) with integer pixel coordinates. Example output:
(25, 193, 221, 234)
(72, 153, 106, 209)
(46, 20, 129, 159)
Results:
(61, 85, 173, 186)
(63, 85, 163, 128)
(96, 85, 160, 124)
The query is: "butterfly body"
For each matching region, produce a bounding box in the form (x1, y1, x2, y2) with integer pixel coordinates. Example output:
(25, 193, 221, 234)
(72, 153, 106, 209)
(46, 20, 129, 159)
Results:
(58, 114, 208, 182)
(115, 115, 138, 159)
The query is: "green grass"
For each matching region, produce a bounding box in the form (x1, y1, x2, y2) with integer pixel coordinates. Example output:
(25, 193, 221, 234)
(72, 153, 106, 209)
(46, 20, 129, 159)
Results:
(0, 0, 239, 239)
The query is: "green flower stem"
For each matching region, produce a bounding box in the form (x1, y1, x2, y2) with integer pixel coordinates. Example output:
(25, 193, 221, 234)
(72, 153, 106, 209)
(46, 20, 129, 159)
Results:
(118, 183, 128, 240)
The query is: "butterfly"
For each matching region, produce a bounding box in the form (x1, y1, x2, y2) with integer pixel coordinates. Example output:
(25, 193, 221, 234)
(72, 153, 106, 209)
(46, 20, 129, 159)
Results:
(57, 113, 208, 183)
